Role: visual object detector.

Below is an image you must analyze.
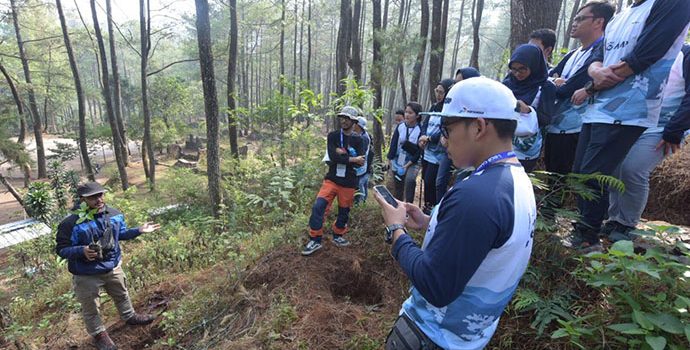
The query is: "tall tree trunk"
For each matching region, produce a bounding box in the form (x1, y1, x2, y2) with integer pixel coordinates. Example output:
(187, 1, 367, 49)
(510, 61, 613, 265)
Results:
(0, 62, 28, 144)
(509, 0, 564, 52)
(371, 0, 384, 161)
(349, 0, 363, 82)
(292, 0, 298, 99)
(469, 0, 484, 69)
(106, 0, 129, 165)
(279, 0, 287, 167)
(56, 0, 95, 181)
(227, 0, 239, 158)
(299, 0, 305, 84)
(409, 0, 429, 102)
(563, 0, 582, 50)
(90, 0, 128, 190)
(439, 0, 450, 74)
(335, 0, 352, 97)
(428, 0, 443, 101)
(141, 0, 155, 188)
(10, 0, 46, 178)
(307, 0, 312, 87)
(195, 0, 222, 217)
(451, 0, 467, 71)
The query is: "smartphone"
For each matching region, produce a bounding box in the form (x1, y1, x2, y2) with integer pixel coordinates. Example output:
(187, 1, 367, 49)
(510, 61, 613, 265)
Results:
(374, 185, 398, 208)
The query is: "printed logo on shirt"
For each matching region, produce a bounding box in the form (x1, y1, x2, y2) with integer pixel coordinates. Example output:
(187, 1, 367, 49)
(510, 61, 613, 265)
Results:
(607, 40, 630, 51)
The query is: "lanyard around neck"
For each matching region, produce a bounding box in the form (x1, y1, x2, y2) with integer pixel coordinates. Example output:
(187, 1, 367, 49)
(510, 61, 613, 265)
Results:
(473, 151, 516, 175)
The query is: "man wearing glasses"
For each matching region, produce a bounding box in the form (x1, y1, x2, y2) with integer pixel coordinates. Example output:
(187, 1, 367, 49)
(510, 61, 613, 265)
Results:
(56, 182, 160, 350)
(375, 77, 536, 349)
(544, 1, 614, 177)
(565, 0, 690, 251)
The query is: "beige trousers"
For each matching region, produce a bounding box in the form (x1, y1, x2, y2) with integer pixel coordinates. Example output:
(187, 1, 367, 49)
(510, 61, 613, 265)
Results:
(72, 264, 135, 336)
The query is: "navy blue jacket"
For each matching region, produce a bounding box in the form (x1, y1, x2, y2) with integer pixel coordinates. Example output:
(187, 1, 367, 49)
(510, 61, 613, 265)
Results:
(663, 45, 690, 144)
(550, 39, 604, 101)
(56, 206, 141, 275)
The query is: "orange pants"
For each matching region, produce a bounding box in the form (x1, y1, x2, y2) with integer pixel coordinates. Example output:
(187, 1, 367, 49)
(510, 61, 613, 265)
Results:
(308, 180, 355, 238)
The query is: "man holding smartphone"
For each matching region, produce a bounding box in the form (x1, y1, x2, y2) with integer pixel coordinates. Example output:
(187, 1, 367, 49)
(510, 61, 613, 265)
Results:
(374, 77, 536, 349)
(303, 106, 365, 256)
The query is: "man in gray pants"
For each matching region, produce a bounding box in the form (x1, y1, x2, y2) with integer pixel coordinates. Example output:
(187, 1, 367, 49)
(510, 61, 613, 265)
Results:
(56, 182, 160, 350)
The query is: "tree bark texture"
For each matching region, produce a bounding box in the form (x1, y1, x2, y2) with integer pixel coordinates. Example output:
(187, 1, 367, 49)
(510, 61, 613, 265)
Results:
(371, 0, 384, 161)
(469, 0, 484, 69)
(90, 0, 129, 190)
(141, 0, 156, 188)
(409, 0, 429, 102)
(106, 0, 129, 165)
(10, 0, 47, 178)
(509, 0, 564, 52)
(195, 0, 223, 217)
(56, 0, 95, 181)
(227, 0, 239, 158)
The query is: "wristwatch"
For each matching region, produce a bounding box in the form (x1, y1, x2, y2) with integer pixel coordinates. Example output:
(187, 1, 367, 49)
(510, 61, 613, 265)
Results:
(584, 81, 597, 95)
(385, 224, 407, 244)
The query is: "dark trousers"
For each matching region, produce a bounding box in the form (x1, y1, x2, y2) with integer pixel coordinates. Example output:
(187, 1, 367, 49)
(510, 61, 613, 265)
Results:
(545, 133, 579, 175)
(422, 160, 439, 208)
(435, 155, 452, 202)
(572, 123, 645, 238)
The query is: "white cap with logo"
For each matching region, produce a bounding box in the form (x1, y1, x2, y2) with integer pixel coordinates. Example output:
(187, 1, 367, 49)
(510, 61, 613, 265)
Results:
(437, 76, 520, 121)
(356, 116, 367, 130)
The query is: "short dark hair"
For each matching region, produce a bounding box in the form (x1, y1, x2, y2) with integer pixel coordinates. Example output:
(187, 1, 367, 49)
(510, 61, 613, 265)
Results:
(579, 0, 616, 28)
(406, 102, 423, 116)
(395, 109, 405, 116)
(529, 29, 557, 50)
(453, 118, 517, 140)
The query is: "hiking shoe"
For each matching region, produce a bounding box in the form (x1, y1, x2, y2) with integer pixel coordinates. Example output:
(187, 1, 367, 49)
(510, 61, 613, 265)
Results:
(332, 236, 351, 247)
(301, 240, 323, 256)
(126, 313, 155, 326)
(600, 220, 623, 237)
(94, 331, 117, 350)
(608, 225, 638, 242)
(563, 224, 602, 253)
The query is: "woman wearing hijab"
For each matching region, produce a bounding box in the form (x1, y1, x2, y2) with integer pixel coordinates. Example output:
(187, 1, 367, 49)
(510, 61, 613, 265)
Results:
(434, 68, 482, 203)
(502, 44, 557, 172)
(454, 67, 480, 82)
(419, 78, 455, 212)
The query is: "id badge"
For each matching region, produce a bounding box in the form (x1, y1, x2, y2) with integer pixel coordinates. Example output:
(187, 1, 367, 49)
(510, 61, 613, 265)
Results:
(336, 163, 347, 177)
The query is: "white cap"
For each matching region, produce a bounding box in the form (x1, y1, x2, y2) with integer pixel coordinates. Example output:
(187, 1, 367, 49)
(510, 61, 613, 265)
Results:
(337, 106, 359, 120)
(356, 116, 367, 130)
(435, 76, 520, 121)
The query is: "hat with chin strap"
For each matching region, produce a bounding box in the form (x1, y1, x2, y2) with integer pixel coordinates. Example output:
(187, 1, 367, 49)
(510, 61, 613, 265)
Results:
(433, 76, 520, 121)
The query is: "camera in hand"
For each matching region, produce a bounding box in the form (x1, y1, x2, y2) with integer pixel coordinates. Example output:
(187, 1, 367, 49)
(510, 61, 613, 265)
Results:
(88, 241, 103, 261)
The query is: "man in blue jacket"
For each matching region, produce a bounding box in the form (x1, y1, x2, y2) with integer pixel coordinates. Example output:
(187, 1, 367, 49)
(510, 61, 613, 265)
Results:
(565, 0, 690, 251)
(56, 182, 160, 350)
(375, 77, 536, 349)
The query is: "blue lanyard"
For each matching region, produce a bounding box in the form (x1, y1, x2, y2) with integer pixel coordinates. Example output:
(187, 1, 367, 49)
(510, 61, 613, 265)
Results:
(340, 130, 344, 148)
(583, 36, 604, 51)
(473, 151, 516, 175)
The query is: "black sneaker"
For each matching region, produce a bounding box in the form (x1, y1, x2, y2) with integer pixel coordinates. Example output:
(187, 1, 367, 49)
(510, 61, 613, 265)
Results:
(301, 240, 323, 256)
(332, 236, 351, 247)
(563, 225, 602, 253)
(608, 225, 638, 242)
(601, 220, 623, 237)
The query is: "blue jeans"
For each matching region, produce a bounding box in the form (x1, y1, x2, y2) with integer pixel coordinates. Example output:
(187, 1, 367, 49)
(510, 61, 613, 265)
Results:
(355, 173, 370, 205)
(435, 155, 452, 202)
(572, 123, 645, 240)
(608, 132, 667, 227)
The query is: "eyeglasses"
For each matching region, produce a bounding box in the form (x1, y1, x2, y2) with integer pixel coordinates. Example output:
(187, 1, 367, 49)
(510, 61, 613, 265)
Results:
(440, 119, 462, 139)
(509, 66, 529, 75)
(573, 15, 597, 23)
(441, 125, 450, 139)
(434, 88, 445, 94)
(85, 193, 104, 200)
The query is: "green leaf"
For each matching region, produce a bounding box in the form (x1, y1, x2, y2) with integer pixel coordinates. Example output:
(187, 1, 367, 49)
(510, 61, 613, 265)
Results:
(634, 310, 655, 330)
(608, 323, 646, 335)
(610, 240, 634, 256)
(685, 325, 690, 344)
(551, 328, 568, 339)
(646, 313, 684, 334)
(645, 335, 667, 350)
(628, 262, 661, 279)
